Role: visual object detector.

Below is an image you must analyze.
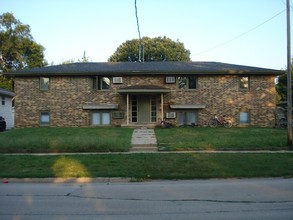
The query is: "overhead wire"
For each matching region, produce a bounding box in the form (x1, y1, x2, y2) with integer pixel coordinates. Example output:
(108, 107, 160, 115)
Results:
(194, 9, 286, 56)
(135, 0, 144, 62)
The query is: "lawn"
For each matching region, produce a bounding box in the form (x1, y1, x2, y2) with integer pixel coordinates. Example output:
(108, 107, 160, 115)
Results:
(155, 127, 288, 151)
(0, 153, 292, 179)
(0, 127, 289, 153)
(0, 127, 133, 153)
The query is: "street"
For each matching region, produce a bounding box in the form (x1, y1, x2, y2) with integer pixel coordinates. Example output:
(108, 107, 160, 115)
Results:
(0, 178, 293, 220)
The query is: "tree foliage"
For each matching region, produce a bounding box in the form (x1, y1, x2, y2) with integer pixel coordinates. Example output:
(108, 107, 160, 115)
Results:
(0, 13, 46, 72)
(275, 64, 293, 103)
(0, 13, 47, 90)
(108, 36, 191, 62)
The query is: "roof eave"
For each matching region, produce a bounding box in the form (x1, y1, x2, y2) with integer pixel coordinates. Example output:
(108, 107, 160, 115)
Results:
(5, 70, 283, 77)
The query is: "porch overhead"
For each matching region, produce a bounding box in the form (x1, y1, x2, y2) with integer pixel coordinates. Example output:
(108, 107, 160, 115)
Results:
(118, 85, 170, 94)
(82, 104, 118, 110)
(170, 104, 206, 109)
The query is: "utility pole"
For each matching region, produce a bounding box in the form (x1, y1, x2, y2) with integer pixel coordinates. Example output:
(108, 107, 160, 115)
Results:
(286, 0, 292, 147)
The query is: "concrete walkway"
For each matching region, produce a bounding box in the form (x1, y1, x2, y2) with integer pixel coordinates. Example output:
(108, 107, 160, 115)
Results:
(130, 128, 157, 152)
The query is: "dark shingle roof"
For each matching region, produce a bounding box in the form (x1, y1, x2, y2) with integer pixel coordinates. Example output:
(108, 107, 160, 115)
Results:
(0, 87, 15, 97)
(5, 61, 284, 76)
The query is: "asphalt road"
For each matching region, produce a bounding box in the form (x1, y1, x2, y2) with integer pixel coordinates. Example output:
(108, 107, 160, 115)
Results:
(0, 178, 293, 220)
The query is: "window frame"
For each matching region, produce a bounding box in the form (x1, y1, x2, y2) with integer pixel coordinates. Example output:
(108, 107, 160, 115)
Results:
(239, 76, 250, 90)
(239, 111, 250, 124)
(40, 111, 50, 126)
(177, 76, 197, 89)
(93, 76, 111, 90)
(40, 77, 50, 91)
(177, 111, 198, 126)
(91, 111, 111, 126)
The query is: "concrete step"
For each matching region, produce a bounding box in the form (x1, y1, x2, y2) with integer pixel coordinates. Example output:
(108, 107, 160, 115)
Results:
(130, 128, 158, 152)
(130, 145, 158, 152)
(121, 124, 156, 129)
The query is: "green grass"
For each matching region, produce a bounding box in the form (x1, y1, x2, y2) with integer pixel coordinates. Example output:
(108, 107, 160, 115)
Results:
(155, 127, 288, 151)
(0, 127, 290, 153)
(0, 153, 292, 179)
(0, 127, 133, 153)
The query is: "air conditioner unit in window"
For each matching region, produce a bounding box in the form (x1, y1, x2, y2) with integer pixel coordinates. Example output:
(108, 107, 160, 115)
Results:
(165, 76, 176, 83)
(166, 112, 176, 119)
(113, 77, 123, 84)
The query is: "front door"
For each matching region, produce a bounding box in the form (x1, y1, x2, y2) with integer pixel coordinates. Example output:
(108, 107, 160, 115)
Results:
(131, 95, 157, 123)
(138, 95, 150, 123)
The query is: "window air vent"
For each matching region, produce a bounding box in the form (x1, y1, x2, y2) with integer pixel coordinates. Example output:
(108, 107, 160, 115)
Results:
(166, 112, 176, 119)
(165, 76, 176, 83)
(113, 77, 123, 84)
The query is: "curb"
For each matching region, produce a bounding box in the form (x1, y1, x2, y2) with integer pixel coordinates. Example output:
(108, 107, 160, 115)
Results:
(2, 177, 132, 184)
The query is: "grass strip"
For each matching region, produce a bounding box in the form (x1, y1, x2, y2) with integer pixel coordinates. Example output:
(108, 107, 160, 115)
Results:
(0, 127, 133, 153)
(0, 153, 292, 179)
(156, 127, 287, 150)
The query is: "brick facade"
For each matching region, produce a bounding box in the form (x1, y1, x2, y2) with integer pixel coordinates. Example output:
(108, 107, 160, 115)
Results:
(14, 74, 276, 128)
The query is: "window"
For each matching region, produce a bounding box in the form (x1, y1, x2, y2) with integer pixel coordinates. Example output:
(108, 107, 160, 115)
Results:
(151, 96, 157, 122)
(1, 96, 5, 105)
(240, 76, 249, 89)
(40, 77, 50, 91)
(178, 76, 197, 89)
(240, 112, 250, 124)
(178, 77, 187, 89)
(92, 112, 110, 125)
(131, 95, 138, 122)
(93, 76, 111, 90)
(178, 111, 198, 126)
(188, 76, 197, 89)
(40, 112, 50, 126)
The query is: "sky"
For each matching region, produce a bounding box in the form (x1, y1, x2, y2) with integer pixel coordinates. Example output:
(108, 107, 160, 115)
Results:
(0, 0, 291, 70)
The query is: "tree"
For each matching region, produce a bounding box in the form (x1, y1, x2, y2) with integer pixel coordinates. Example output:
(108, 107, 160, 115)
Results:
(0, 12, 47, 90)
(275, 64, 293, 103)
(108, 36, 191, 62)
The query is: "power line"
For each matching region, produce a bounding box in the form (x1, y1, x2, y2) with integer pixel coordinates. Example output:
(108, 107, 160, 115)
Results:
(194, 9, 286, 56)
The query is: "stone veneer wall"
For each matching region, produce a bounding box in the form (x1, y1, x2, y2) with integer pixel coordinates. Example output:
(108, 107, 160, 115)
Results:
(14, 74, 276, 127)
(164, 75, 276, 127)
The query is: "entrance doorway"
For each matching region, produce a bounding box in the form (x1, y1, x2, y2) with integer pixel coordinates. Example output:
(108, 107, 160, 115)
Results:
(131, 95, 157, 123)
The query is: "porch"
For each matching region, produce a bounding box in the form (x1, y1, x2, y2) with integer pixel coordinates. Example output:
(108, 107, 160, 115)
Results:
(118, 86, 170, 127)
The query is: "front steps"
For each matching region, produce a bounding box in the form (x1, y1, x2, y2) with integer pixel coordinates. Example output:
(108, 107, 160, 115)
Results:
(121, 123, 156, 129)
(130, 128, 158, 152)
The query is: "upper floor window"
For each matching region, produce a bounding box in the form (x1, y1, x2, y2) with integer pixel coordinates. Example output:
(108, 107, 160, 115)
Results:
(93, 76, 111, 90)
(178, 76, 197, 89)
(240, 76, 249, 89)
(40, 77, 50, 91)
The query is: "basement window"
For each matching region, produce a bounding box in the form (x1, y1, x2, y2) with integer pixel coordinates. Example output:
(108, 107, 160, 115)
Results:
(40, 112, 50, 126)
(92, 112, 110, 125)
(240, 112, 250, 124)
